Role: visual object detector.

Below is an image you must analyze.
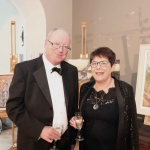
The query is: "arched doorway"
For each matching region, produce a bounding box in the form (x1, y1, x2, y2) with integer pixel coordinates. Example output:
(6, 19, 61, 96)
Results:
(0, 0, 46, 73)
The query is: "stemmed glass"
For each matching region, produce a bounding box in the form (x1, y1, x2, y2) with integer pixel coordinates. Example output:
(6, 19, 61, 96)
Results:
(74, 112, 84, 141)
(49, 123, 63, 150)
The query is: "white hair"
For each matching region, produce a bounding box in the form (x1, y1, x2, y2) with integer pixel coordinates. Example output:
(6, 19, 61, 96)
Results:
(47, 28, 71, 40)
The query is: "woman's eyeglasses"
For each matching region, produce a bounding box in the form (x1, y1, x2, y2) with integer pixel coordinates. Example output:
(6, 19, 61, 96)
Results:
(90, 61, 110, 68)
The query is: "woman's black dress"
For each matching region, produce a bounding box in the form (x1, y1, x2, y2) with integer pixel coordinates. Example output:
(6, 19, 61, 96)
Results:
(80, 87, 119, 150)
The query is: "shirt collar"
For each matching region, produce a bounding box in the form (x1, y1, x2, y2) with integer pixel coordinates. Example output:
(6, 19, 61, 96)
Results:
(42, 54, 61, 71)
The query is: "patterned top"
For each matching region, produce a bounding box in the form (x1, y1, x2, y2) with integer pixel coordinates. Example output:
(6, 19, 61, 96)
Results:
(81, 87, 119, 150)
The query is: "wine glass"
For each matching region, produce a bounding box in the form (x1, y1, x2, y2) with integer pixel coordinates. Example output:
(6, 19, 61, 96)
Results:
(49, 123, 63, 150)
(74, 112, 84, 141)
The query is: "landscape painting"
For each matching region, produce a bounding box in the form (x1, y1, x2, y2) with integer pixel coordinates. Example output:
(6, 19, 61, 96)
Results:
(136, 44, 150, 115)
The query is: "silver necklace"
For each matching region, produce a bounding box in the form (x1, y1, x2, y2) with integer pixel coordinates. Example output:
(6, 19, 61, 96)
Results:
(93, 92, 105, 110)
(93, 78, 112, 110)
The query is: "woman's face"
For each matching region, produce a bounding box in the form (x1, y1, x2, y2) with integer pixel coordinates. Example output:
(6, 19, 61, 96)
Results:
(91, 56, 115, 83)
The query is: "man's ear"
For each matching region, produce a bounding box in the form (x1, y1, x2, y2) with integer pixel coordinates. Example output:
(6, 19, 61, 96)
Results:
(44, 39, 48, 46)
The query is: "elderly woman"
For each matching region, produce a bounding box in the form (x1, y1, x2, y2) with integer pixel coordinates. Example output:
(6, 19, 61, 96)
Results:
(70, 47, 139, 150)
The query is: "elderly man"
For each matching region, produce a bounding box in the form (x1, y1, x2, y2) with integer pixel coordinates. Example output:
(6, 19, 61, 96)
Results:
(6, 28, 78, 150)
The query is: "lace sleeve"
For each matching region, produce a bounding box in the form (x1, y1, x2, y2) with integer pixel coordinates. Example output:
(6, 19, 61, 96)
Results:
(128, 86, 139, 150)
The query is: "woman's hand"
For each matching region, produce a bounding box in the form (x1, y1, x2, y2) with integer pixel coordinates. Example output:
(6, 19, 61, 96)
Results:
(69, 116, 77, 129)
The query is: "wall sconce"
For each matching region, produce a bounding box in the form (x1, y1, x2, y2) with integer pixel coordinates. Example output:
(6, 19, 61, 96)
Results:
(20, 27, 24, 46)
(10, 21, 18, 72)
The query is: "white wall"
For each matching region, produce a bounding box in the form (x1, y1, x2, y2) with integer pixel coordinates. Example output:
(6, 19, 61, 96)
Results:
(72, 0, 150, 89)
(40, 0, 72, 58)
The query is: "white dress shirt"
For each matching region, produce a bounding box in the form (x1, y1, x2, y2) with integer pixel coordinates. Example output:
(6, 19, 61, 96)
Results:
(42, 54, 68, 134)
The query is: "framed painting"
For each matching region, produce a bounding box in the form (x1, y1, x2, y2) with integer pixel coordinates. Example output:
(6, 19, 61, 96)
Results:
(135, 44, 150, 115)
(67, 59, 92, 82)
(0, 74, 13, 108)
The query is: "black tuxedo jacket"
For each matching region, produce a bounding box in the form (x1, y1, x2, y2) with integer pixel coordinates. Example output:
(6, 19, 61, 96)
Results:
(6, 56, 78, 150)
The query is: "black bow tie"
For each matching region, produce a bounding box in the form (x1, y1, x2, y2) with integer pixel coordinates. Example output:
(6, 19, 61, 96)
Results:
(51, 67, 62, 75)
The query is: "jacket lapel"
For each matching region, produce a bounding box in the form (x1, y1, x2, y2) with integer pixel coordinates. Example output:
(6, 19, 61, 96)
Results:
(33, 59, 71, 110)
(33, 57, 52, 106)
(80, 82, 94, 111)
(115, 79, 125, 150)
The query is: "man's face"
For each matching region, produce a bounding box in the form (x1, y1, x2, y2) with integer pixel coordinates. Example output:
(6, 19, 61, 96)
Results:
(44, 30, 70, 66)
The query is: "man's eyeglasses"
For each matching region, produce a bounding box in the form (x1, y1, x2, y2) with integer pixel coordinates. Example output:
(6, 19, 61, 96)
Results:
(47, 40, 71, 52)
(90, 61, 110, 68)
